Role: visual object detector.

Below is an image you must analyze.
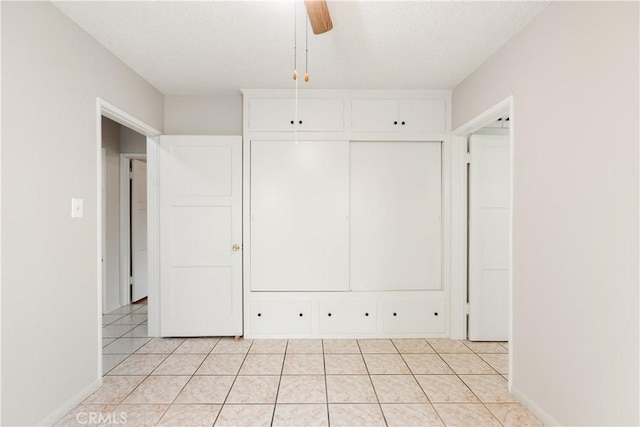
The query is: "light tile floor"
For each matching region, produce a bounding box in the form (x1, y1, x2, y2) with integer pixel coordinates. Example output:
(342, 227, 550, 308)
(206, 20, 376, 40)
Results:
(56, 302, 542, 426)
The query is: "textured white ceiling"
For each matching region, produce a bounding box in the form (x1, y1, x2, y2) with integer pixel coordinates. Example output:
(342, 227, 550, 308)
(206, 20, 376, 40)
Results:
(53, 1, 548, 95)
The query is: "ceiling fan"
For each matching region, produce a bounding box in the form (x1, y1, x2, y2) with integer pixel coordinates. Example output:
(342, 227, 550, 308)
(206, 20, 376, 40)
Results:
(304, 0, 333, 34)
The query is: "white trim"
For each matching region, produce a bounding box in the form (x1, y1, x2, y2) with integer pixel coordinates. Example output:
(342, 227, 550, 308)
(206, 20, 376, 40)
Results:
(99, 99, 161, 138)
(511, 386, 562, 426)
(119, 153, 147, 308)
(146, 136, 161, 337)
(449, 135, 468, 340)
(448, 95, 513, 380)
(101, 148, 108, 313)
(36, 378, 102, 427)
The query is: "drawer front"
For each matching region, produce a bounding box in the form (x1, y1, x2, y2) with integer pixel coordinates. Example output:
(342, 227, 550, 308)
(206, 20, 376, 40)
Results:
(381, 299, 446, 334)
(249, 98, 344, 132)
(250, 300, 312, 335)
(318, 301, 377, 334)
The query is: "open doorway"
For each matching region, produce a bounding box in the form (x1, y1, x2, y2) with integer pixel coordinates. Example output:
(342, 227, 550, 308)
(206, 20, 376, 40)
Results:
(467, 117, 510, 342)
(101, 117, 148, 312)
(97, 99, 161, 376)
(451, 96, 514, 386)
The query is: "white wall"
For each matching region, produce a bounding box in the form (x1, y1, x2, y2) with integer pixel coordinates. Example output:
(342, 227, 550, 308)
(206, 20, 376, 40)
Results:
(452, 2, 638, 425)
(1, 3, 163, 425)
(102, 117, 122, 314)
(164, 95, 242, 135)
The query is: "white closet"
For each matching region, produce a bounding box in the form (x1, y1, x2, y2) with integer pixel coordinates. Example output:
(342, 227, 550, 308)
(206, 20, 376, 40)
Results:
(242, 90, 450, 338)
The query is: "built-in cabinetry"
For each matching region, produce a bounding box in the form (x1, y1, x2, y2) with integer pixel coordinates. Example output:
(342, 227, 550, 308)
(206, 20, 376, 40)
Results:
(242, 90, 451, 338)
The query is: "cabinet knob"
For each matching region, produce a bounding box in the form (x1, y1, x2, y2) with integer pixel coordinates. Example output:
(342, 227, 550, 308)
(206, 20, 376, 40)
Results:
(299, 313, 304, 317)
(328, 313, 332, 317)
(401, 121, 406, 125)
(393, 312, 397, 316)
(434, 312, 439, 316)
(299, 120, 303, 124)
(365, 312, 369, 317)
(290, 120, 294, 124)
(257, 313, 262, 317)
(232, 244, 240, 252)
(393, 121, 398, 125)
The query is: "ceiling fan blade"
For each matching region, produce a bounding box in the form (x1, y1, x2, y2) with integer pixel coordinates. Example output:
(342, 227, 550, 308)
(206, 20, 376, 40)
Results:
(304, 0, 333, 34)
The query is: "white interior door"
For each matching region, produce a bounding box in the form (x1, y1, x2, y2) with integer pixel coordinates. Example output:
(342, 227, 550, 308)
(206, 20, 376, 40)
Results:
(468, 133, 510, 341)
(131, 159, 148, 302)
(159, 135, 242, 337)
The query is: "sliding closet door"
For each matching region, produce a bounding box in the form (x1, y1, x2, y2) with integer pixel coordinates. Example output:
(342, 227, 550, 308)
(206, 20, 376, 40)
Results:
(350, 141, 442, 291)
(251, 140, 350, 292)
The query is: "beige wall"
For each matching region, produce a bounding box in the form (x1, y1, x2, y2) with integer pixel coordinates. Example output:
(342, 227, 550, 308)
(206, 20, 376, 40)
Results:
(120, 125, 147, 154)
(102, 117, 122, 313)
(1, 3, 163, 425)
(453, 2, 638, 425)
(164, 95, 242, 135)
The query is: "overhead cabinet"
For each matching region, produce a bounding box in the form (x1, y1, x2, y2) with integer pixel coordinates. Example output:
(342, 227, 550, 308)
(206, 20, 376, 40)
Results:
(249, 98, 344, 132)
(351, 98, 447, 133)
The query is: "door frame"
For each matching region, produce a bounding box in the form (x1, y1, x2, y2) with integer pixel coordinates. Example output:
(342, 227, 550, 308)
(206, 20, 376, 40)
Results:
(96, 98, 161, 376)
(119, 153, 147, 307)
(450, 95, 514, 382)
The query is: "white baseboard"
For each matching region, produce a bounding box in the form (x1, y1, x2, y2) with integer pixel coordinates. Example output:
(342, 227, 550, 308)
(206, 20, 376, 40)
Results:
(36, 377, 102, 426)
(511, 385, 562, 426)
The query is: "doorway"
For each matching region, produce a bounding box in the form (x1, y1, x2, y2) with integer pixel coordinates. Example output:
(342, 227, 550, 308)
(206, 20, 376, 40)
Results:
(451, 96, 514, 385)
(97, 98, 161, 376)
(120, 155, 148, 305)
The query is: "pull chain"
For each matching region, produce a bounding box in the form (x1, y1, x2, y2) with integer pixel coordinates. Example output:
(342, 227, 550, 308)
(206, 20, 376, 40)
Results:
(293, 1, 297, 80)
(304, 16, 309, 82)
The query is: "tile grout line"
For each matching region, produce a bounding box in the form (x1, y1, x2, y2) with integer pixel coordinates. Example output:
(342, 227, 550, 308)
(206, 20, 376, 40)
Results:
(434, 343, 507, 426)
(357, 339, 389, 427)
(211, 339, 256, 427)
(268, 339, 289, 427)
(395, 339, 448, 427)
(322, 340, 331, 427)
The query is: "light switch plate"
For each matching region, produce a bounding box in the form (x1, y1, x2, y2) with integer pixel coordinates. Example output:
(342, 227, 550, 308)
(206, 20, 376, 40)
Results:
(71, 198, 83, 218)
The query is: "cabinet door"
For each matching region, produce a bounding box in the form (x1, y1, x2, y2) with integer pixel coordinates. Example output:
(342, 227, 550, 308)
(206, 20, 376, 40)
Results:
(398, 99, 447, 133)
(249, 98, 344, 132)
(298, 99, 344, 131)
(251, 140, 350, 292)
(350, 141, 442, 291)
(249, 98, 294, 131)
(351, 99, 399, 132)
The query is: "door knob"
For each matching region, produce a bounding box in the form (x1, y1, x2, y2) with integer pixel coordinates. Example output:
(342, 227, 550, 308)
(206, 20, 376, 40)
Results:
(232, 244, 240, 252)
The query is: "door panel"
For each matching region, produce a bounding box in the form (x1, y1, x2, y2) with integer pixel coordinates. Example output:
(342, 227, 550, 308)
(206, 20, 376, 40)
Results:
(468, 134, 510, 341)
(350, 141, 442, 291)
(131, 159, 148, 302)
(250, 140, 350, 292)
(159, 135, 242, 337)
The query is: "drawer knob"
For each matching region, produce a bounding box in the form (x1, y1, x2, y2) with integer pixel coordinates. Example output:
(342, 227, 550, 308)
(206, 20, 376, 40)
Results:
(290, 120, 294, 124)
(434, 312, 439, 316)
(299, 313, 304, 317)
(299, 120, 303, 124)
(401, 121, 406, 125)
(393, 121, 398, 125)
(365, 312, 369, 317)
(328, 313, 332, 317)
(393, 312, 397, 316)
(257, 313, 262, 317)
